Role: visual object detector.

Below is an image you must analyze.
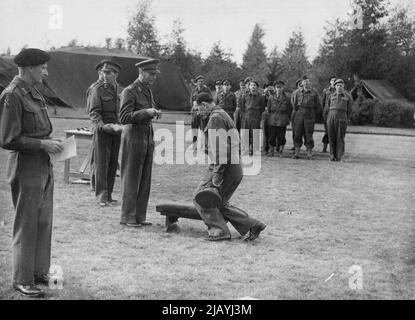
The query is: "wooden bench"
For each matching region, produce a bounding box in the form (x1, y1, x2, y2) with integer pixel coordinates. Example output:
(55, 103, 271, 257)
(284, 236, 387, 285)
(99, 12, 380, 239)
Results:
(155, 202, 202, 233)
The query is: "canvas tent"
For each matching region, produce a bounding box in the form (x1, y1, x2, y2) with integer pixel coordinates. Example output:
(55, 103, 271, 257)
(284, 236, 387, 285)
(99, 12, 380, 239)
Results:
(0, 47, 191, 111)
(0, 55, 71, 107)
(350, 80, 410, 103)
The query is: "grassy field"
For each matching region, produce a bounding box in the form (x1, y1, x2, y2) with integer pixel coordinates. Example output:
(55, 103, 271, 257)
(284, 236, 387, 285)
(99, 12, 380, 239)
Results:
(0, 117, 414, 300)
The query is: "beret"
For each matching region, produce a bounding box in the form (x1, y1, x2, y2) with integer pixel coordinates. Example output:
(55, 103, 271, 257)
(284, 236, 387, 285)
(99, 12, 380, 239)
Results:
(244, 77, 253, 84)
(215, 80, 222, 85)
(96, 60, 122, 72)
(302, 75, 309, 80)
(135, 58, 160, 73)
(195, 75, 205, 81)
(14, 48, 50, 67)
(196, 92, 214, 104)
(330, 75, 337, 80)
(274, 80, 285, 86)
(334, 78, 344, 85)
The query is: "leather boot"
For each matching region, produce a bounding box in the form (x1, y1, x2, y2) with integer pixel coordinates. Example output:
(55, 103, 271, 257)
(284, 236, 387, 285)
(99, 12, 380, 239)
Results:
(267, 147, 274, 157)
(292, 147, 300, 159)
(279, 145, 284, 158)
(306, 148, 313, 159)
(322, 143, 328, 153)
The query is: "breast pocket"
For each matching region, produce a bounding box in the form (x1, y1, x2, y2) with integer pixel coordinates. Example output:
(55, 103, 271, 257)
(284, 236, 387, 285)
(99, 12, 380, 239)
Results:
(22, 103, 40, 134)
(101, 96, 116, 112)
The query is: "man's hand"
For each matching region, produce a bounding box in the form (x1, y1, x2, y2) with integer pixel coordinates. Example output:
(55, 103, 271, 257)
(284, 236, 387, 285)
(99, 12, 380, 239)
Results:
(41, 140, 64, 154)
(147, 108, 161, 119)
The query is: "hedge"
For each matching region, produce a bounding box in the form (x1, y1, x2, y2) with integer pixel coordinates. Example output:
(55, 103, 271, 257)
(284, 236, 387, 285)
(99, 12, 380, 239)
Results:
(350, 97, 415, 128)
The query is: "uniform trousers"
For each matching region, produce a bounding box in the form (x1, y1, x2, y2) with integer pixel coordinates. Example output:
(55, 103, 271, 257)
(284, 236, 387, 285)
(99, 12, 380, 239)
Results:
(327, 110, 348, 160)
(120, 123, 153, 224)
(93, 129, 120, 203)
(9, 151, 53, 285)
(193, 164, 259, 237)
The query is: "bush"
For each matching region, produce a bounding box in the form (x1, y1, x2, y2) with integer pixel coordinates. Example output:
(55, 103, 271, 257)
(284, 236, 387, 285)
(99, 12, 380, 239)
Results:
(373, 99, 415, 128)
(350, 96, 375, 125)
(397, 100, 415, 128)
(351, 97, 415, 128)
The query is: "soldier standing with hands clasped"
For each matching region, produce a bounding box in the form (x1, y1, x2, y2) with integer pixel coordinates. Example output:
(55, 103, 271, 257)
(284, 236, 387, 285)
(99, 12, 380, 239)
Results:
(0, 48, 63, 297)
(88, 60, 124, 207)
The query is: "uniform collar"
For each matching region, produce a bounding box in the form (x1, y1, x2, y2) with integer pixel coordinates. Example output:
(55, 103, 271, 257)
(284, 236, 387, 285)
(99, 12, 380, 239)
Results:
(12, 76, 44, 100)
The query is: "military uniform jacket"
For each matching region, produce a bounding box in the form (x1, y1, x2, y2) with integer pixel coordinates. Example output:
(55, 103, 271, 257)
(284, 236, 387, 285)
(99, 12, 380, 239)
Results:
(291, 88, 320, 120)
(204, 107, 240, 166)
(88, 82, 123, 130)
(267, 93, 292, 127)
(120, 79, 157, 127)
(85, 80, 103, 113)
(327, 91, 353, 120)
(214, 91, 237, 115)
(322, 86, 336, 119)
(240, 91, 265, 123)
(0, 76, 52, 182)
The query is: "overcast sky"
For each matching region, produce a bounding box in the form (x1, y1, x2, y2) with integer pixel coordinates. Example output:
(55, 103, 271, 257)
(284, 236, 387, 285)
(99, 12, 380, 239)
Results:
(0, 0, 409, 64)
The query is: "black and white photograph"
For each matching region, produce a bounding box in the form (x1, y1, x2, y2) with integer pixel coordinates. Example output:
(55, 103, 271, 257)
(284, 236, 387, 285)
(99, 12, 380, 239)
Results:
(0, 0, 414, 304)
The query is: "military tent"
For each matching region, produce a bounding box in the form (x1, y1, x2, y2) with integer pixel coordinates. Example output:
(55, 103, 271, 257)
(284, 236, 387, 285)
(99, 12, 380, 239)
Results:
(0, 47, 191, 111)
(350, 80, 410, 103)
(0, 55, 71, 108)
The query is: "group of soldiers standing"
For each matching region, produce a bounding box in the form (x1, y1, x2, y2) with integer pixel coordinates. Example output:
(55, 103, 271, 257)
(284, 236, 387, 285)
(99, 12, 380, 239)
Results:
(190, 74, 353, 161)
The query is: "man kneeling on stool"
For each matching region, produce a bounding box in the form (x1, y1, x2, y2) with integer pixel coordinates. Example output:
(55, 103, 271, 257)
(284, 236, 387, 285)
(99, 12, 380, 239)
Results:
(193, 92, 266, 242)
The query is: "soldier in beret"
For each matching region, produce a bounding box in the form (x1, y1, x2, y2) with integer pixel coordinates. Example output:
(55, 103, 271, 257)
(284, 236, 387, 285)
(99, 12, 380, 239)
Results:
(119, 58, 161, 227)
(239, 79, 266, 155)
(325, 79, 353, 161)
(291, 77, 321, 159)
(234, 80, 247, 131)
(193, 92, 266, 242)
(321, 76, 337, 153)
(88, 60, 124, 206)
(0, 48, 63, 297)
(265, 80, 292, 157)
(214, 79, 237, 120)
(289, 79, 304, 151)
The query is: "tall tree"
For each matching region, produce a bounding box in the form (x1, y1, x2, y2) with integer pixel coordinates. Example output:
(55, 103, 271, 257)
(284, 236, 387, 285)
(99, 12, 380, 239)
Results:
(160, 18, 203, 80)
(242, 24, 269, 85)
(203, 41, 245, 89)
(266, 46, 284, 83)
(388, 5, 415, 56)
(280, 30, 311, 88)
(126, 0, 161, 57)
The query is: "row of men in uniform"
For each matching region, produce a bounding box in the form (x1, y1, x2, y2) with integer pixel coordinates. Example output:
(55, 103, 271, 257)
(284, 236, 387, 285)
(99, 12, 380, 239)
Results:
(190, 75, 353, 161)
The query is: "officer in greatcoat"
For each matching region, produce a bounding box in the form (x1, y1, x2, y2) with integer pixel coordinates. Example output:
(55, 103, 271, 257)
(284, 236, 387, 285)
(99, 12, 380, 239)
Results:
(119, 59, 161, 228)
(0, 48, 63, 297)
(88, 60, 123, 206)
(85, 61, 105, 191)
